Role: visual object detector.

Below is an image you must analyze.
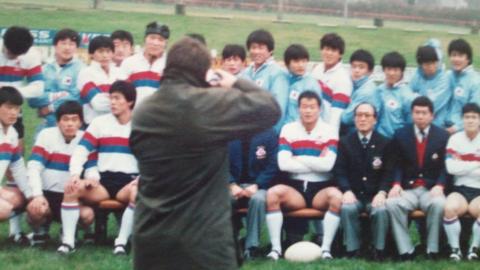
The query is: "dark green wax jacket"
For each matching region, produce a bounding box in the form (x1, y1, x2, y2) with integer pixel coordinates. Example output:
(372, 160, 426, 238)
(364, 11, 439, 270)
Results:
(130, 72, 280, 270)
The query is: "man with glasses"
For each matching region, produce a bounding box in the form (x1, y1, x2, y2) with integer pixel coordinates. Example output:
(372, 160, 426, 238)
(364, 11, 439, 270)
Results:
(336, 102, 391, 259)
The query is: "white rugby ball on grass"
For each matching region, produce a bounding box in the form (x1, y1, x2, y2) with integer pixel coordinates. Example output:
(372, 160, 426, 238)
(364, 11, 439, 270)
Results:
(284, 241, 322, 262)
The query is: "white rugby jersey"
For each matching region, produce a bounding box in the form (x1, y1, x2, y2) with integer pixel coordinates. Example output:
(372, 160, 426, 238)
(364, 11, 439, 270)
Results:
(28, 127, 97, 196)
(278, 119, 338, 183)
(121, 52, 166, 106)
(0, 45, 44, 98)
(70, 113, 138, 178)
(0, 125, 29, 197)
(311, 61, 352, 131)
(446, 131, 480, 189)
(77, 61, 126, 124)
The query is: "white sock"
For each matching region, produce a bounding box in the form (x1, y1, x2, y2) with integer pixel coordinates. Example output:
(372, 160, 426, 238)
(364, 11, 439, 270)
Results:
(470, 219, 480, 252)
(266, 210, 283, 254)
(9, 212, 22, 236)
(61, 202, 80, 247)
(115, 203, 135, 246)
(321, 211, 340, 252)
(443, 217, 461, 249)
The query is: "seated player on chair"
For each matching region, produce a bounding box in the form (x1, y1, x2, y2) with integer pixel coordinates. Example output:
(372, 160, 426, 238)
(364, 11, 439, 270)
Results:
(265, 91, 342, 260)
(57, 80, 138, 255)
(443, 103, 480, 261)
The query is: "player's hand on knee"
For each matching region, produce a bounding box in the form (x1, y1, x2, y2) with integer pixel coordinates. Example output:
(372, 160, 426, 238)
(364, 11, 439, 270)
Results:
(230, 184, 244, 199)
(430, 185, 444, 197)
(29, 196, 49, 216)
(342, 191, 357, 204)
(388, 185, 403, 198)
(371, 191, 387, 208)
(244, 184, 258, 198)
(84, 179, 99, 190)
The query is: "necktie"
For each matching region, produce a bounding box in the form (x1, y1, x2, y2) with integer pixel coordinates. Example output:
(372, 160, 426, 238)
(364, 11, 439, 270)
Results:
(420, 129, 426, 142)
(361, 136, 368, 148)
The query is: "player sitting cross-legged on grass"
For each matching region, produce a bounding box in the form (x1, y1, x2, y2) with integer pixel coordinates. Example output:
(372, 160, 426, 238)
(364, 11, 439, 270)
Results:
(26, 101, 96, 246)
(57, 80, 138, 255)
(265, 91, 342, 260)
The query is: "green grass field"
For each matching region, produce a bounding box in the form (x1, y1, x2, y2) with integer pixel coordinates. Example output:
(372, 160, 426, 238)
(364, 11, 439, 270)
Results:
(1, 2, 480, 269)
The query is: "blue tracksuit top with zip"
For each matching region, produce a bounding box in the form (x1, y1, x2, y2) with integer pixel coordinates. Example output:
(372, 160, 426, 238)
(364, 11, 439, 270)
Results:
(228, 128, 278, 189)
(446, 65, 480, 131)
(241, 58, 289, 133)
(376, 80, 417, 138)
(29, 58, 84, 127)
(284, 72, 322, 124)
(409, 67, 451, 128)
(341, 76, 379, 130)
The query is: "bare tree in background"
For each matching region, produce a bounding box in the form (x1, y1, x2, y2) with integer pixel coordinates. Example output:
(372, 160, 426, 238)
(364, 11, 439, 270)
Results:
(277, 0, 284, 21)
(93, 0, 103, 9)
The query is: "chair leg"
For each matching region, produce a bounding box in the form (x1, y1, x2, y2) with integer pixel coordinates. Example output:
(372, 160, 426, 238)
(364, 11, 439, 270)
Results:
(95, 208, 109, 244)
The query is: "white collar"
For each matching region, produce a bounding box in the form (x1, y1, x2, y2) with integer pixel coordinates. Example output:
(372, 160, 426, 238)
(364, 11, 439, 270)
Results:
(414, 125, 430, 140)
(357, 131, 372, 142)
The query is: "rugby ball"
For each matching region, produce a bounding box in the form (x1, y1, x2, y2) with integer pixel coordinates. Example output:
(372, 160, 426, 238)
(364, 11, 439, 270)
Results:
(284, 241, 322, 262)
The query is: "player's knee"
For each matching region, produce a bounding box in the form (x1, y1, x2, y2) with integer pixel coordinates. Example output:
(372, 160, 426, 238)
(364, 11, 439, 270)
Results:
(129, 189, 137, 203)
(0, 207, 13, 221)
(249, 192, 266, 206)
(4, 193, 24, 209)
(385, 198, 399, 211)
(443, 203, 459, 218)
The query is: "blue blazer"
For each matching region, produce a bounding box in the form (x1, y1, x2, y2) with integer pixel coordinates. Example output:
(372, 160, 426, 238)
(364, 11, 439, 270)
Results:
(228, 128, 278, 189)
(390, 124, 449, 189)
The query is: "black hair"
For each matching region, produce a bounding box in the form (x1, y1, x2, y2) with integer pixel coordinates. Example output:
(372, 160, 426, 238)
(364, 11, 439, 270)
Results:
(110, 30, 134, 45)
(145, 21, 170, 39)
(56, 100, 83, 123)
(109, 80, 136, 109)
(448, 39, 473, 65)
(246, 29, 274, 52)
(186, 33, 206, 45)
(88, 35, 114, 54)
(411, 96, 434, 114)
(320, 33, 345, 55)
(462, 103, 480, 116)
(298, 91, 321, 108)
(284, 44, 309, 66)
(354, 102, 377, 118)
(381, 51, 406, 71)
(54, 28, 80, 47)
(3, 26, 33, 56)
(416, 46, 438, 65)
(222, 44, 246, 61)
(0, 86, 23, 106)
(350, 49, 375, 71)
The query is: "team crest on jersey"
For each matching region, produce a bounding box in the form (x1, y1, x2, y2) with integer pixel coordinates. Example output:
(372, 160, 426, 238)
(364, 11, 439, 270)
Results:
(432, 153, 439, 160)
(372, 156, 382, 170)
(256, 146, 267, 159)
(454, 87, 464, 96)
(62, 76, 72, 86)
(387, 99, 398, 109)
(290, 90, 299, 100)
(255, 79, 264, 87)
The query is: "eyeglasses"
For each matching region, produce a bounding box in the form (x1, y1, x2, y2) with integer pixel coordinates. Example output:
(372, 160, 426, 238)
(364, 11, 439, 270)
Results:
(355, 113, 375, 118)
